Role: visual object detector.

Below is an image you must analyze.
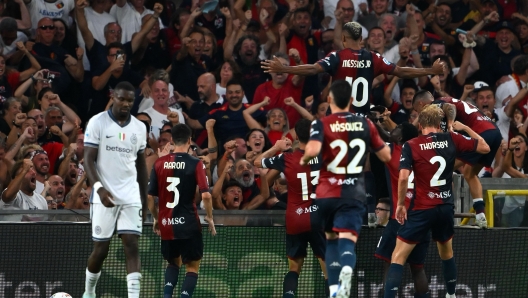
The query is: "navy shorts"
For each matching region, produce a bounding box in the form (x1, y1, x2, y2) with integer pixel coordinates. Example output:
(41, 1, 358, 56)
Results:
(375, 219, 430, 266)
(457, 129, 501, 167)
(161, 233, 203, 264)
(286, 229, 326, 260)
(398, 204, 454, 244)
(315, 198, 366, 236)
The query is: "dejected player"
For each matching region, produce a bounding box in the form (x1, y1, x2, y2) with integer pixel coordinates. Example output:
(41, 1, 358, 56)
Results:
(148, 123, 216, 298)
(83, 81, 149, 298)
(384, 105, 490, 298)
(254, 119, 329, 298)
(300, 80, 391, 298)
(413, 91, 502, 228)
(261, 21, 445, 117)
(376, 122, 430, 297)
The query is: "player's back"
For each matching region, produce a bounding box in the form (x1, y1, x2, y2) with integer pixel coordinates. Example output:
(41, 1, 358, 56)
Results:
(311, 112, 386, 202)
(400, 132, 476, 209)
(434, 97, 497, 134)
(151, 153, 206, 240)
(319, 48, 395, 116)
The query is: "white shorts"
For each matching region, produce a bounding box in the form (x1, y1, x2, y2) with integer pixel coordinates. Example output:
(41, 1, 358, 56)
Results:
(90, 203, 142, 241)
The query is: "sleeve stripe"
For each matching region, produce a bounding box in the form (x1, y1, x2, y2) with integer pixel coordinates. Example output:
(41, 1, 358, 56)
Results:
(84, 142, 99, 148)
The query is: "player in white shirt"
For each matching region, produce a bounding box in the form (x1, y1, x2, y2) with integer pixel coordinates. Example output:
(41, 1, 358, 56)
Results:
(0, 159, 48, 221)
(82, 81, 148, 298)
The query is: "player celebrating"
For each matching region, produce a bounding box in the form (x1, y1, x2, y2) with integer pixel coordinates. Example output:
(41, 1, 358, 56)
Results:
(301, 80, 391, 297)
(384, 105, 490, 298)
(254, 119, 328, 298)
(83, 82, 149, 298)
(148, 124, 215, 298)
(413, 91, 502, 228)
(261, 21, 445, 116)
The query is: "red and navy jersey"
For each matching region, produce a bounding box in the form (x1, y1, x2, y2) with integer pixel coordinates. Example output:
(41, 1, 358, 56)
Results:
(309, 112, 386, 202)
(399, 132, 477, 210)
(433, 97, 498, 134)
(262, 149, 321, 234)
(148, 153, 210, 240)
(385, 143, 412, 219)
(317, 48, 396, 116)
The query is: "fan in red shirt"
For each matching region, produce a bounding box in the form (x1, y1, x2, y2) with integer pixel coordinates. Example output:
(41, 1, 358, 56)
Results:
(300, 80, 391, 297)
(383, 104, 490, 298)
(254, 119, 328, 297)
(413, 91, 503, 228)
(262, 21, 446, 117)
(252, 51, 304, 126)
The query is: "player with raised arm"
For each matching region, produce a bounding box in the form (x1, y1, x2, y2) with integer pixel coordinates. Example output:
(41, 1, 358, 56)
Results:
(148, 123, 215, 298)
(254, 119, 328, 298)
(300, 80, 391, 298)
(261, 21, 445, 117)
(82, 82, 149, 298)
(375, 122, 431, 297)
(384, 105, 490, 298)
(412, 90, 502, 228)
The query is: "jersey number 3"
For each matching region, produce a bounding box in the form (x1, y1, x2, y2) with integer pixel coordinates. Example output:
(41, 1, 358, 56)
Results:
(166, 177, 181, 208)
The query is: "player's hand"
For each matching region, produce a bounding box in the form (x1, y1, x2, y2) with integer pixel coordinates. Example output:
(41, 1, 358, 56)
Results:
(205, 119, 216, 131)
(152, 219, 161, 236)
(431, 58, 446, 75)
(452, 121, 465, 132)
(261, 56, 286, 74)
(98, 187, 115, 208)
(274, 138, 292, 151)
(14, 112, 27, 126)
(49, 125, 62, 136)
(158, 142, 172, 158)
(395, 205, 407, 225)
(205, 216, 216, 236)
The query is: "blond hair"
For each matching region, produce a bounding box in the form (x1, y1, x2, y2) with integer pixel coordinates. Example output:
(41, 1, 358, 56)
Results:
(418, 104, 443, 129)
(16, 144, 43, 161)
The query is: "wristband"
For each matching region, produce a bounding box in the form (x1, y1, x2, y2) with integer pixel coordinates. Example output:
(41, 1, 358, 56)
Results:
(462, 40, 476, 48)
(12, 121, 20, 128)
(93, 181, 103, 192)
(410, 49, 419, 55)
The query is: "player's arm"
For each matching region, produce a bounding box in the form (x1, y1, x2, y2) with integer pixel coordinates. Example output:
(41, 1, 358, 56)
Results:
(265, 169, 281, 187)
(391, 58, 445, 79)
(301, 119, 324, 165)
(196, 160, 216, 235)
(1, 159, 32, 203)
(367, 119, 391, 163)
(136, 150, 149, 222)
(397, 169, 411, 207)
(451, 122, 490, 154)
(147, 166, 160, 221)
(261, 57, 325, 76)
(442, 102, 456, 131)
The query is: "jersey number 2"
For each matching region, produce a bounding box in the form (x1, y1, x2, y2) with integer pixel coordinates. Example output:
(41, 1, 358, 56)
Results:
(328, 139, 366, 174)
(297, 171, 320, 200)
(166, 177, 180, 208)
(407, 156, 447, 187)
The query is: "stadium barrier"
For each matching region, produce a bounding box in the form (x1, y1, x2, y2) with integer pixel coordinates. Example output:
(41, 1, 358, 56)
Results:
(0, 221, 527, 298)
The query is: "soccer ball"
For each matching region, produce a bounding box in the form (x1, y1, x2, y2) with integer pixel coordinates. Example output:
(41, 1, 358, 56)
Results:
(50, 293, 72, 298)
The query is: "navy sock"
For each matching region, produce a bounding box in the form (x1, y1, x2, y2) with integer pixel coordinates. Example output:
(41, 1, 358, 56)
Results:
(282, 271, 299, 297)
(442, 258, 457, 295)
(324, 279, 329, 297)
(384, 263, 404, 298)
(325, 239, 341, 288)
(338, 238, 356, 269)
(414, 292, 430, 298)
(473, 200, 485, 214)
(164, 264, 180, 298)
(180, 272, 198, 297)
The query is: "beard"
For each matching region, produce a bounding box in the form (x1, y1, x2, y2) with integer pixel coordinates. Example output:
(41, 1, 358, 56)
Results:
(235, 172, 255, 188)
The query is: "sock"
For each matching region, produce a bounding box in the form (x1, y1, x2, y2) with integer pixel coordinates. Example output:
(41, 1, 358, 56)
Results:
(473, 198, 485, 214)
(325, 239, 341, 295)
(414, 292, 430, 298)
(324, 279, 330, 297)
(384, 263, 404, 298)
(85, 268, 101, 294)
(164, 264, 180, 298)
(180, 272, 198, 297)
(442, 258, 457, 295)
(282, 271, 299, 297)
(338, 238, 356, 269)
(126, 272, 141, 298)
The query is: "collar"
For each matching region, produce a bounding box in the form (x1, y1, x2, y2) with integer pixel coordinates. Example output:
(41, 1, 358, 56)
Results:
(202, 94, 223, 105)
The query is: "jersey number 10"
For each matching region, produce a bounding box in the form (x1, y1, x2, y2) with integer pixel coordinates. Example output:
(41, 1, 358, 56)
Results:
(345, 76, 369, 108)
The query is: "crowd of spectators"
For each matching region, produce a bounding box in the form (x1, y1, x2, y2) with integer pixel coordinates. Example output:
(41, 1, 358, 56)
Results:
(0, 0, 526, 226)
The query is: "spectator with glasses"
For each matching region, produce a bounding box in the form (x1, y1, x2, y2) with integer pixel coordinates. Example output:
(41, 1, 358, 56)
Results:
(375, 197, 390, 227)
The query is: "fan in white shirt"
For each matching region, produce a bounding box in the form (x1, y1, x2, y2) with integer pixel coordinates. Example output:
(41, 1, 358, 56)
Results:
(495, 55, 528, 111)
(110, 0, 164, 43)
(26, 0, 75, 33)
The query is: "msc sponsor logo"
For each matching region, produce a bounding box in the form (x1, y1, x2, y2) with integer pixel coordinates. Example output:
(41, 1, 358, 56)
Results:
(419, 140, 448, 150)
(329, 121, 364, 132)
(328, 177, 358, 185)
(295, 205, 319, 215)
(341, 59, 372, 68)
(427, 190, 451, 199)
(106, 145, 133, 153)
(161, 217, 186, 225)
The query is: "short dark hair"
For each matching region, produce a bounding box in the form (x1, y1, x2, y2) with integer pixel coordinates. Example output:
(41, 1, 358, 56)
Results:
(412, 89, 433, 105)
(226, 79, 242, 89)
(171, 124, 192, 146)
(293, 7, 311, 17)
(368, 26, 386, 38)
(512, 55, 528, 75)
(0, 17, 17, 32)
(114, 81, 135, 93)
(222, 179, 243, 194)
(343, 22, 363, 40)
(377, 197, 391, 207)
(401, 79, 418, 92)
(329, 80, 352, 109)
(295, 118, 312, 143)
(135, 112, 152, 121)
(106, 42, 124, 55)
(400, 122, 419, 143)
